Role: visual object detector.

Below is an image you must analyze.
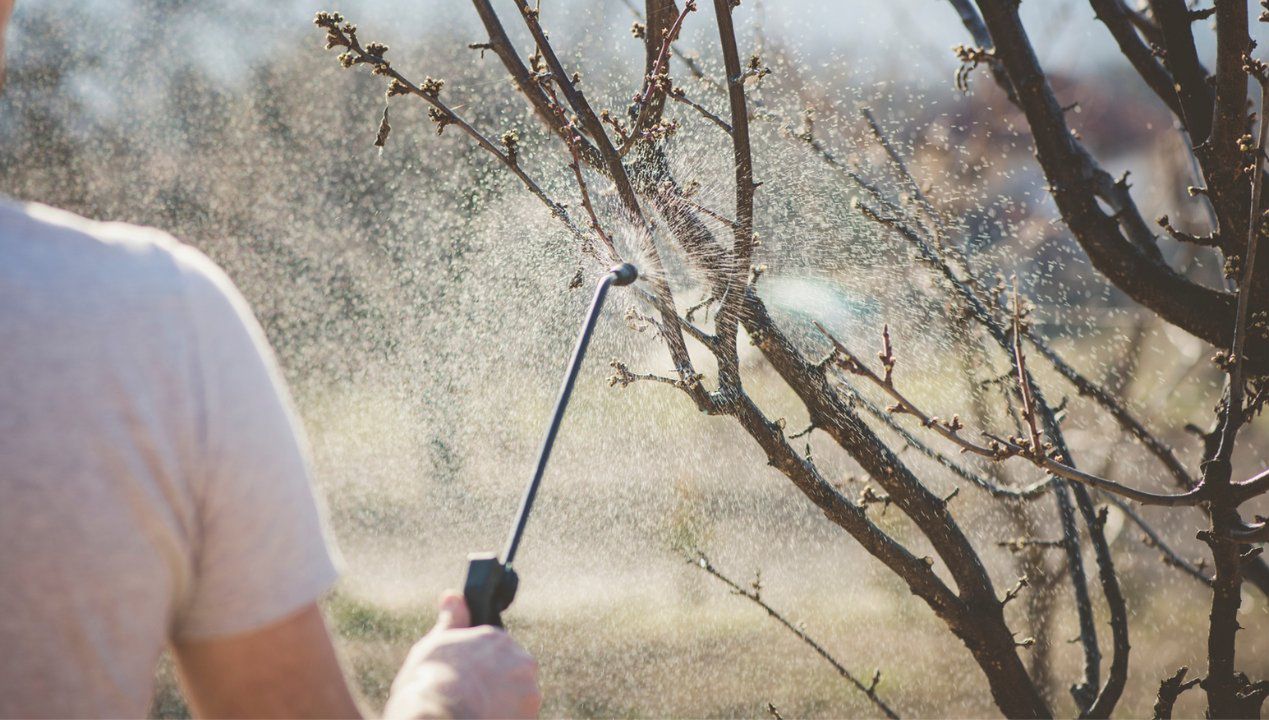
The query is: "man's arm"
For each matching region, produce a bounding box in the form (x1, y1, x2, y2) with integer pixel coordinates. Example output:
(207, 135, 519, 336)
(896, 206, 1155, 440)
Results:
(173, 602, 362, 719)
(174, 594, 541, 719)
(170, 247, 539, 718)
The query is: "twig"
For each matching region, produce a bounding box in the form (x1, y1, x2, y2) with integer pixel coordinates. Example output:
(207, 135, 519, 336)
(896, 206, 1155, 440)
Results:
(1227, 517, 1269, 543)
(622, 0, 699, 155)
(839, 374, 1051, 501)
(1153, 666, 1200, 720)
(998, 538, 1066, 552)
(1009, 290, 1046, 458)
(786, 120, 900, 218)
(1001, 575, 1029, 606)
(1021, 326, 1197, 491)
(655, 184, 742, 230)
(861, 108, 948, 248)
(1233, 467, 1269, 504)
(1103, 495, 1213, 587)
(944, 0, 1018, 103)
(609, 359, 687, 389)
(816, 322, 1205, 507)
(709, 0, 758, 397)
(618, 0, 721, 92)
(315, 13, 600, 252)
(511, 0, 644, 215)
(538, 81, 621, 262)
(692, 553, 900, 719)
(669, 87, 733, 134)
(469, 0, 603, 166)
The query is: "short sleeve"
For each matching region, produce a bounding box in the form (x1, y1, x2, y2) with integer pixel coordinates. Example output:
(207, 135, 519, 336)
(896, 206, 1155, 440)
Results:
(171, 245, 340, 640)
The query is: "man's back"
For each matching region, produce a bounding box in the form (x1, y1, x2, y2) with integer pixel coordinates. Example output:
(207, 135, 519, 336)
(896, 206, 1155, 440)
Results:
(0, 200, 337, 717)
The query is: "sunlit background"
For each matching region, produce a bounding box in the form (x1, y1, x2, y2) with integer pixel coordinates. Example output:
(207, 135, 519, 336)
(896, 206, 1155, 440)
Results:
(3, 1, 1267, 717)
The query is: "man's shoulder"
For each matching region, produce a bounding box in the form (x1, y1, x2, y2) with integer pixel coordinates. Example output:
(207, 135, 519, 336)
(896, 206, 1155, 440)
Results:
(2, 197, 185, 262)
(0, 198, 233, 309)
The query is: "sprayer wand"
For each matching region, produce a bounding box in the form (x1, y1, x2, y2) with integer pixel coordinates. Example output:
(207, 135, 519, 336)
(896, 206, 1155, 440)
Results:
(463, 263, 639, 627)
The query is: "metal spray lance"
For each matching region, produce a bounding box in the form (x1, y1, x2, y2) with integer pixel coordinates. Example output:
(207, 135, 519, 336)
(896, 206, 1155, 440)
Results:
(463, 263, 639, 627)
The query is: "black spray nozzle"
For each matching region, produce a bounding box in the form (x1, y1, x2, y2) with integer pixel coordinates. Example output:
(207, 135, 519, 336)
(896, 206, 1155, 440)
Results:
(609, 263, 638, 286)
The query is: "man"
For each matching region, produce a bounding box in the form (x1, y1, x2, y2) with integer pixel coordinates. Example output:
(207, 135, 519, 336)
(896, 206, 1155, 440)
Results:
(0, 1, 540, 717)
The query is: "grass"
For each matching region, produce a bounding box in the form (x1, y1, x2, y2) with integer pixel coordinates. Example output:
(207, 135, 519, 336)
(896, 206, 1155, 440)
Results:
(147, 343, 1268, 718)
(148, 559, 1269, 718)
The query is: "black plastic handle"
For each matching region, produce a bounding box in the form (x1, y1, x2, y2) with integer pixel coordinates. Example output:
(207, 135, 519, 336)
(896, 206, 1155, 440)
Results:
(463, 552, 519, 627)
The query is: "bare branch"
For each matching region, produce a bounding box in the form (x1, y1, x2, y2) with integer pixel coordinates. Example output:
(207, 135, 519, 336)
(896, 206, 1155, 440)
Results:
(710, 0, 758, 396)
(1089, 0, 1185, 119)
(1009, 293, 1045, 461)
(1153, 666, 1201, 720)
(1106, 495, 1214, 587)
(1233, 466, 1269, 504)
(623, 0, 699, 154)
(843, 383, 1052, 501)
(851, 172, 1114, 712)
(861, 108, 949, 248)
(1001, 575, 1029, 606)
(669, 87, 733, 134)
(970, 0, 1249, 368)
(1021, 326, 1197, 491)
(655, 183, 741, 230)
(470, 0, 603, 166)
(945, 0, 1018, 102)
(816, 322, 1205, 507)
(510, 0, 646, 218)
(1146, 0, 1214, 143)
(692, 553, 901, 719)
(1222, 72, 1269, 456)
(608, 359, 685, 389)
(313, 14, 590, 247)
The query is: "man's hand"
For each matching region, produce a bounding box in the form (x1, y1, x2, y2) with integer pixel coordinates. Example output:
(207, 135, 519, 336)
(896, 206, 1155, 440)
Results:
(384, 593, 541, 719)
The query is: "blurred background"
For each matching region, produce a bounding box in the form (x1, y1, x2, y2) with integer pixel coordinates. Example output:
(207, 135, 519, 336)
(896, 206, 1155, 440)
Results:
(2, 1, 1267, 717)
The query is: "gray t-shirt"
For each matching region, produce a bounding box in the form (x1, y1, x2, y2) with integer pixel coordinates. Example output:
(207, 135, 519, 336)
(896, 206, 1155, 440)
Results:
(0, 200, 339, 718)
